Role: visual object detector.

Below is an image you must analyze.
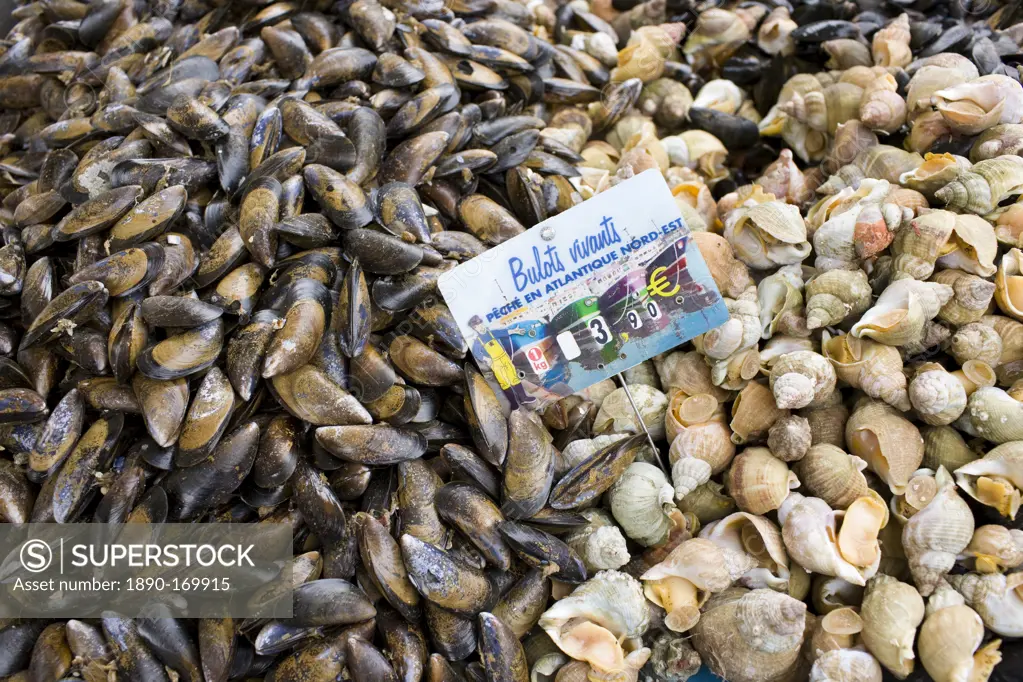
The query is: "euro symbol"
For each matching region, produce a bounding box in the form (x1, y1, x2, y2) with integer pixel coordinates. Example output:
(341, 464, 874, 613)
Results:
(648, 267, 680, 298)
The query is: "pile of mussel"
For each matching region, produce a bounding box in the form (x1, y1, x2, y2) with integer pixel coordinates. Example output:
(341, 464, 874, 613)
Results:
(1, 0, 1023, 679)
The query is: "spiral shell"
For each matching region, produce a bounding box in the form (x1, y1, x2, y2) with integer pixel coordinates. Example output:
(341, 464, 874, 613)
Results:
(667, 412, 735, 481)
(937, 214, 998, 278)
(678, 481, 737, 525)
(898, 154, 970, 201)
(823, 332, 910, 412)
(691, 588, 807, 682)
(730, 379, 789, 445)
(664, 390, 721, 445)
(697, 286, 760, 361)
(594, 385, 668, 443)
(951, 322, 1004, 367)
(962, 386, 1023, 444)
(724, 201, 811, 270)
(909, 364, 968, 426)
(795, 444, 870, 510)
(700, 512, 790, 591)
(858, 72, 906, 134)
(890, 209, 955, 281)
(726, 446, 799, 515)
(641, 538, 757, 632)
(921, 425, 979, 473)
(778, 492, 883, 585)
(656, 350, 731, 403)
(804, 270, 872, 331)
(812, 180, 897, 270)
(934, 155, 1023, 216)
(934, 73, 1023, 136)
(756, 150, 812, 206)
(608, 462, 679, 548)
(846, 399, 924, 494)
(758, 265, 808, 339)
(954, 441, 1023, 519)
(962, 524, 1023, 574)
(769, 351, 838, 410)
(757, 6, 796, 56)
(933, 270, 996, 327)
(902, 467, 975, 596)
(995, 248, 1023, 321)
(538, 570, 651, 680)
(767, 414, 812, 463)
(948, 572, 1023, 638)
(851, 279, 954, 347)
(859, 574, 925, 679)
(917, 590, 1001, 682)
(564, 509, 631, 573)
(810, 648, 883, 682)
(869, 13, 911, 67)
(691, 231, 757, 300)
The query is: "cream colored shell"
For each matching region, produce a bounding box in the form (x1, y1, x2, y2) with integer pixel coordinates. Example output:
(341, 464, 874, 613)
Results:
(859, 574, 925, 679)
(850, 279, 954, 347)
(700, 512, 790, 592)
(846, 399, 924, 494)
(902, 467, 975, 596)
(538, 570, 651, 680)
(948, 571, 1023, 638)
(769, 350, 838, 410)
(795, 444, 871, 510)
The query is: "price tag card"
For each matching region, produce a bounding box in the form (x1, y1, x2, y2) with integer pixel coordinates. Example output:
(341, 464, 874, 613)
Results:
(438, 169, 728, 408)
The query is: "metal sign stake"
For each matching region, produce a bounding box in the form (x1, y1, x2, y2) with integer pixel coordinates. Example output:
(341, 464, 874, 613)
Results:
(616, 373, 668, 474)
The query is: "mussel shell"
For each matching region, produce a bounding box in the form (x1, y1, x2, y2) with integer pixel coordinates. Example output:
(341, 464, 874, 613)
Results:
(291, 578, 376, 626)
(463, 364, 508, 467)
(162, 420, 259, 520)
(338, 259, 371, 359)
(304, 163, 374, 230)
(436, 482, 513, 571)
(27, 387, 83, 481)
(497, 521, 586, 582)
(344, 229, 424, 275)
(52, 412, 123, 522)
(477, 612, 529, 682)
(247, 416, 299, 491)
(292, 458, 348, 546)
(136, 318, 224, 380)
(20, 280, 109, 350)
(277, 213, 339, 248)
(176, 366, 235, 466)
(687, 107, 760, 148)
(262, 278, 333, 378)
(68, 242, 165, 297)
(140, 296, 224, 327)
(548, 433, 644, 509)
(400, 533, 494, 616)
(355, 512, 422, 622)
(315, 424, 427, 465)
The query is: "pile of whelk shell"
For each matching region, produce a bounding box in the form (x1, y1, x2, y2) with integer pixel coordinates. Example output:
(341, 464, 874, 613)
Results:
(0, 0, 1023, 679)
